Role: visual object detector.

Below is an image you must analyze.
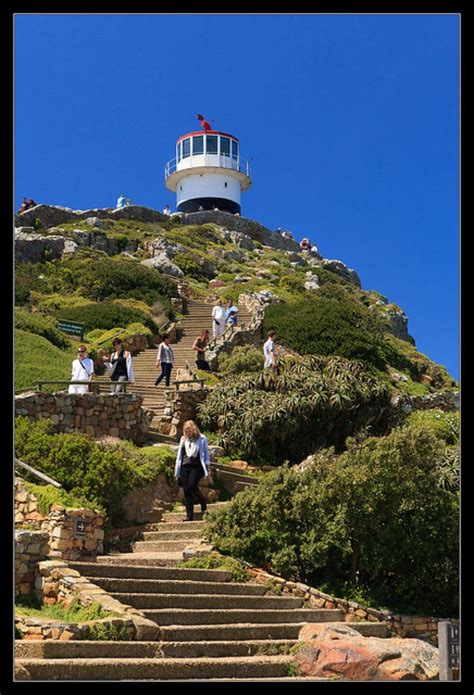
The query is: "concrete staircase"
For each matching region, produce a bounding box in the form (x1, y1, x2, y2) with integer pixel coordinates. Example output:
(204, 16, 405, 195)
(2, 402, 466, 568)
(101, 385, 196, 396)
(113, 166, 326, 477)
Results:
(16, 499, 388, 681)
(128, 299, 252, 429)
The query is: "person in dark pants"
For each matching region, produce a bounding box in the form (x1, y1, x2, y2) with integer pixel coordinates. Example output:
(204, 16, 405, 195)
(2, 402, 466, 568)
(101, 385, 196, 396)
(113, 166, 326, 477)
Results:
(175, 420, 210, 521)
(192, 329, 210, 371)
(155, 334, 175, 386)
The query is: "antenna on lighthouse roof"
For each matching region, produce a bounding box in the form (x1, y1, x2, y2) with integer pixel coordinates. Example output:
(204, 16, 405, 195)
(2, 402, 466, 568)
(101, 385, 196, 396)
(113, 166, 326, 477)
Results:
(197, 114, 213, 131)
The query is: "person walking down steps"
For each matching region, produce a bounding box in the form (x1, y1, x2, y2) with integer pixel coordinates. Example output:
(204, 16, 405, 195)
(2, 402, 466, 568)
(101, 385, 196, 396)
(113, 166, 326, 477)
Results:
(175, 420, 210, 521)
(155, 334, 175, 386)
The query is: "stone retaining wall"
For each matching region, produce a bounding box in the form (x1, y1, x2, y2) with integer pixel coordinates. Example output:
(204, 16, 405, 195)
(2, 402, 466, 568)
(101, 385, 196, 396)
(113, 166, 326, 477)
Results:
(248, 567, 454, 646)
(15, 531, 50, 596)
(158, 386, 209, 439)
(15, 392, 151, 443)
(15, 479, 105, 561)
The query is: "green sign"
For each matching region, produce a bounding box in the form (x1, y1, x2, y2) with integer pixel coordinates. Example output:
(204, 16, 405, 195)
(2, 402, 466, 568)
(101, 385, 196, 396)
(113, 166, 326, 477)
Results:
(57, 319, 85, 338)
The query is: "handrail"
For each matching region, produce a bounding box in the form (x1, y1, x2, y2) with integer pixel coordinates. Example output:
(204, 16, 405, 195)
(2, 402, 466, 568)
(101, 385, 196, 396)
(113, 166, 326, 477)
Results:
(95, 328, 126, 346)
(15, 457, 63, 489)
(33, 380, 132, 393)
(165, 154, 251, 179)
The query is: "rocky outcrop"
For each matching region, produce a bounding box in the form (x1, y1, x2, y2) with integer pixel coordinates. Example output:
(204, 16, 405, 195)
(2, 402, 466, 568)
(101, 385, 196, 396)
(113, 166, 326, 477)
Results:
(304, 271, 320, 290)
(144, 237, 187, 258)
(141, 253, 184, 278)
(15, 231, 78, 263)
(15, 204, 168, 229)
(294, 624, 439, 681)
(181, 210, 301, 252)
(318, 259, 362, 288)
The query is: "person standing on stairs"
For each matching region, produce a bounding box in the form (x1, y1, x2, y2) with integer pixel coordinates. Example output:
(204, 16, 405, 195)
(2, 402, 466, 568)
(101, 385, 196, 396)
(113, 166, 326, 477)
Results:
(211, 299, 226, 338)
(104, 338, 134, 393)
(225, 298, 239, 326)
(192, 329, 210, 371)
(68, 345, 94, 394)
(175, 420, 209, 522)
(155, 333, 175, 386)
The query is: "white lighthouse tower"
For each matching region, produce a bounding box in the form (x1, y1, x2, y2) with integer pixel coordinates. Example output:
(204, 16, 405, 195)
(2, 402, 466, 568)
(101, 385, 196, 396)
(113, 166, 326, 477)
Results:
(165, 115, 252, 214)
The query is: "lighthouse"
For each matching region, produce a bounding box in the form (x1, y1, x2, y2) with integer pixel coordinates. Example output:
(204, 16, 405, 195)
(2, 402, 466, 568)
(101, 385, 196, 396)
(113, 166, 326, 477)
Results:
(165, 115, 252, 214)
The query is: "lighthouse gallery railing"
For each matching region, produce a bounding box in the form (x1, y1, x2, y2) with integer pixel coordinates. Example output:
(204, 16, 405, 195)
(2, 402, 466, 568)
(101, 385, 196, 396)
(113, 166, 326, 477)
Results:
(165, 154, 251, 179)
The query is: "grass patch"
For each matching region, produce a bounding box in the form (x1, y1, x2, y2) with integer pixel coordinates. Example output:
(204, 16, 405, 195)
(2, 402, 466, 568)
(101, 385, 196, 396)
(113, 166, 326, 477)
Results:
(177, 551, 249, 583)
(15, 595, 119, 622)
(15, 328, 74, 391)
(22, 481, 96, 515)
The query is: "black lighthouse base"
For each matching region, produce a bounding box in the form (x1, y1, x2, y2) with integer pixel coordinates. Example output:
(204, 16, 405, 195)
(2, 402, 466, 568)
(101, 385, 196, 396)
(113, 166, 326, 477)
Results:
(177, 197, 241, 214)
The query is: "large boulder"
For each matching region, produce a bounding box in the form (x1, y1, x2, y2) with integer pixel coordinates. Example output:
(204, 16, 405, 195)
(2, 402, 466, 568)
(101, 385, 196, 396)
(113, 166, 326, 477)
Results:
(146, 237, 187, 259)
(319, 259, 362, 288)
(15, 232, 70, 263)
(141, 253, 184, 278)
(294, 624, 439, 681)
(14, 204, 168, 230)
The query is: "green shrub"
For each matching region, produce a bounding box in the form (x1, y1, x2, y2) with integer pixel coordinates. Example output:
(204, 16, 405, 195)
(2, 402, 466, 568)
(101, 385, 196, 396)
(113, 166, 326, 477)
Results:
(264, 285, 389, 370)
(15, 257, 177, 315)
(22, 481, 94, 515)
(53, 301, 157, 334)
(15, 308, 73, 350)
(87, 621, 132, 641)
(15, 263, 51, 305)
(15, 419, 176, 526)
(177, 551, 249, 583)
(15, 329, 74, 390)
(198, 354, 391, 464)
(15, 595, 119, 621)
(206, 425, 459, 616)
(405, 410, 459, 445)
(218, 345, 263, 374)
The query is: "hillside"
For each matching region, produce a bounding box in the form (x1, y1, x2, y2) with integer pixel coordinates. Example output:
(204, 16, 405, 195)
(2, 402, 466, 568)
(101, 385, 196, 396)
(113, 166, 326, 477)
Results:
(15, 204, 456, 397)
(14, 204, 460, 619)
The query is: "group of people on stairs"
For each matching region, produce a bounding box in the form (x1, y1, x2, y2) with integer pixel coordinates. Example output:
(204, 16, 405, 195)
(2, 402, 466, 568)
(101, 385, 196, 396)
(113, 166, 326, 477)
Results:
(66, 299, 279, 395)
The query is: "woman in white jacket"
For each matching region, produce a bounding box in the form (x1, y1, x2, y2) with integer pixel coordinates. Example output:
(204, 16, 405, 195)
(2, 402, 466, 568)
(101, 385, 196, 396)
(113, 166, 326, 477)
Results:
(68, 346, 94, 394)
(175, 420, 210, 521)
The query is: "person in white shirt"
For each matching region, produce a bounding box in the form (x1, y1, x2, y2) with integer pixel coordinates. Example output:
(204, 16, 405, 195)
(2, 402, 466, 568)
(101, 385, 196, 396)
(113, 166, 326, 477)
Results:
(163, 204, 171, 216)
(211, 300, 226, 338)
(116, 194, 126, 209)
(263, 331, 277, 369)
(68, 346, 94, 394)
(155, 334, 175, 386)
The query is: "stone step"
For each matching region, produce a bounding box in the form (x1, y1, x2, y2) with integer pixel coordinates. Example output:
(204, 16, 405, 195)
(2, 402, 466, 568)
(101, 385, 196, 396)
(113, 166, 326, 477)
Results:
(16, 639, 297, 660)
(159, 620, 386, 643)
(69, 561, 232, 582)
(144, 520, 205, 532)
(139, 529, 204, 541)
(110, 593, 305, 610)
(15, 656, 294, 680)
(162, 511, 211, 522)
(94, 553, 185, 566)
(214, 468, 260, 486)
(132, 540, 193, 553)
(142, 608, 344, 626)
(86, 577, 266, 595)
(160, 623, 309, 642)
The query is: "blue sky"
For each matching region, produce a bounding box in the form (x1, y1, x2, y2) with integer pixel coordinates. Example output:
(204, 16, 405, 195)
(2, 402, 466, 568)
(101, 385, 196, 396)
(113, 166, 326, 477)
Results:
(14, 13, 460, 380)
